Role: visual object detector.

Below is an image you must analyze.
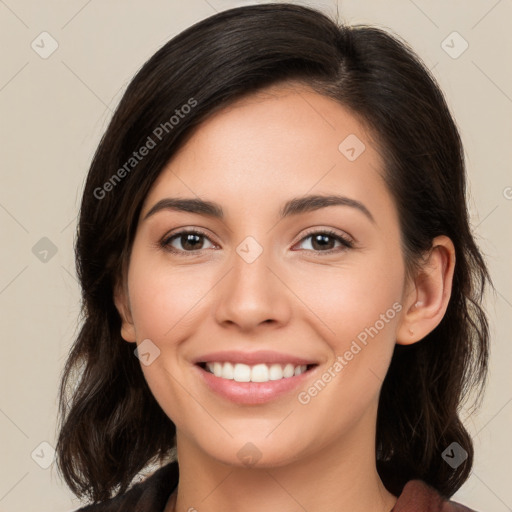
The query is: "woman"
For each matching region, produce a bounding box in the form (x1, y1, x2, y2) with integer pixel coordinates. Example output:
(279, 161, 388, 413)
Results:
(56, 4, 490, 511)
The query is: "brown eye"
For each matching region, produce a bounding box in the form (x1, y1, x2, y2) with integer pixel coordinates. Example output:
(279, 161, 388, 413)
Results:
(161, 230, 215, 253)
(295, 230, 353, 252)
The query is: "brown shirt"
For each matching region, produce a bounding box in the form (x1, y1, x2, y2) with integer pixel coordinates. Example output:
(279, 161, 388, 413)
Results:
(75, 461, 478, 511)
(392, 480, 476, 511)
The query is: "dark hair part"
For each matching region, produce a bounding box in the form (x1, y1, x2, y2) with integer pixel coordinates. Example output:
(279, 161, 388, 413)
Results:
(56, 3, 490, 503)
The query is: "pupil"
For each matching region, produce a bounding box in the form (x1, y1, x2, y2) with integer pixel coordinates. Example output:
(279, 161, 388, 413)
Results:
(312, 234, 333, 251)
(183, 234, 202, 250)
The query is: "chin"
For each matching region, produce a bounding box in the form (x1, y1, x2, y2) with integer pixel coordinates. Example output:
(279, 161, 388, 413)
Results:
(199, 436, 306, 469)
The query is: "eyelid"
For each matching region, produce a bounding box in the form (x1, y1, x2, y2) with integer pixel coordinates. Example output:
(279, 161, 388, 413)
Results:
(292, 227, 354, 252)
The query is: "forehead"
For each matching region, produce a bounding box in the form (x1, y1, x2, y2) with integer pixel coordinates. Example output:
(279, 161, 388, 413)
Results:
(141, 83, 392, 221)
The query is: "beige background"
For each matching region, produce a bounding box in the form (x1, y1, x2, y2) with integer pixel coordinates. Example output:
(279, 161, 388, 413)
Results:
(0, 1, 510, 511)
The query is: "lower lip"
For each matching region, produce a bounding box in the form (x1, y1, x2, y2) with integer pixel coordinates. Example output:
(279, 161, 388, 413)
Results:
(195, 364, 318, 405)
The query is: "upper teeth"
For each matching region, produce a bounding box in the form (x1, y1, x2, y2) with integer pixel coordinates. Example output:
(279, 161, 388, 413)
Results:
(205, 362, 308, 382)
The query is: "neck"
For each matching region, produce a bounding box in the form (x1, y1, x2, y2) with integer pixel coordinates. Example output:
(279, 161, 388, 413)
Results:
(165, 410, 397, 512)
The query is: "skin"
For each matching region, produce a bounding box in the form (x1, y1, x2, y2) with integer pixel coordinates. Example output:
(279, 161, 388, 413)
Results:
(114, 83, 455, 512)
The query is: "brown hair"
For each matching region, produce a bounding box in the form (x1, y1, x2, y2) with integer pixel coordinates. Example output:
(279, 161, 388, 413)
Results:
(56, 3, 491, 503)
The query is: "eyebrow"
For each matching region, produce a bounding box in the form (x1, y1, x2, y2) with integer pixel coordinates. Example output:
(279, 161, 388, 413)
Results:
(143, 194, 375, 223)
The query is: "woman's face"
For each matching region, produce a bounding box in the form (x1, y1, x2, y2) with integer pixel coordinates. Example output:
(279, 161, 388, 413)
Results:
(116, 83, 412, 468)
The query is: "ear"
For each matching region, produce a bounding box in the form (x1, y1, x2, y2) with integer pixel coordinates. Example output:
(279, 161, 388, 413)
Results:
(396, 235, 456, 345)
(113, 278, 137, 343)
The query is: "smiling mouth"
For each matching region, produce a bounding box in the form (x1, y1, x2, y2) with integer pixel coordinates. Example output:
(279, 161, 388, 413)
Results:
(197, 362, 318, 383)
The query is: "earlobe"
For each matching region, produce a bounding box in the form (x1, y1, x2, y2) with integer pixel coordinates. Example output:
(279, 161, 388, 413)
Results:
(113, 280, 137, 343)
(397, 236, 456, 345)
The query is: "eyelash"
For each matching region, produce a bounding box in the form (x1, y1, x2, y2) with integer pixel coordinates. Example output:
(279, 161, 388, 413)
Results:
(159, 228, 354, 256)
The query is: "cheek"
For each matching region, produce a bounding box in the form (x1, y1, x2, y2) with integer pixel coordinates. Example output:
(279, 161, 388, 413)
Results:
(293, 269, 402, 435)
(290, 254, 404, 344)
(127, 254, 214, 341)
(290, 250, 404, 402)
(125, 254, 214, 425)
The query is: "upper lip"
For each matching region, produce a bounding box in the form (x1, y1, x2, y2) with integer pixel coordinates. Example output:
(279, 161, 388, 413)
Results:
(193, 350, 318, 366)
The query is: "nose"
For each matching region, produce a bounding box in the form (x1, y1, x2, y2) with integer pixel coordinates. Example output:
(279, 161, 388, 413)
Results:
(213, 246, 292, 333)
